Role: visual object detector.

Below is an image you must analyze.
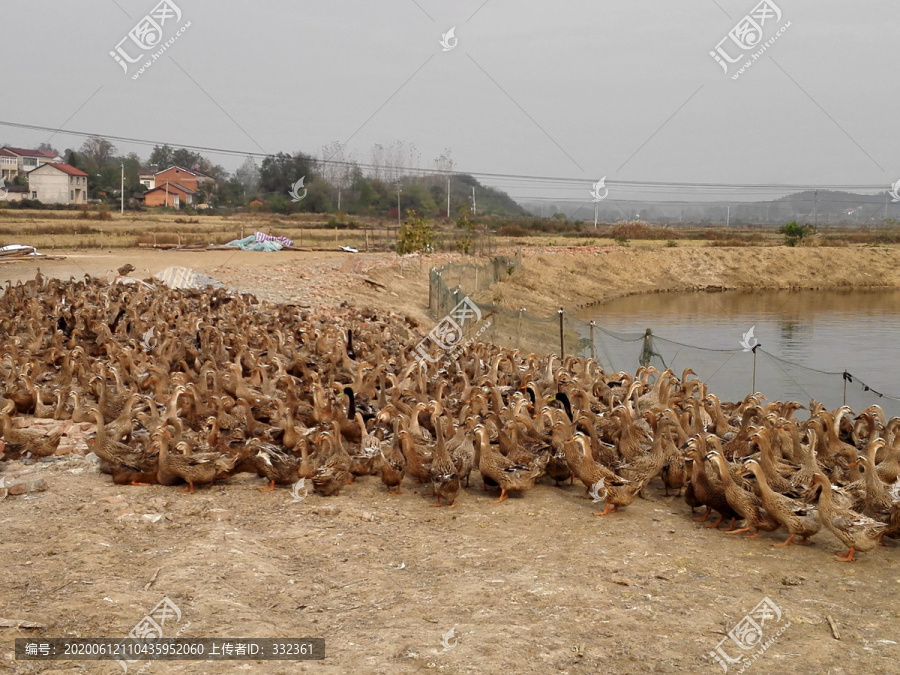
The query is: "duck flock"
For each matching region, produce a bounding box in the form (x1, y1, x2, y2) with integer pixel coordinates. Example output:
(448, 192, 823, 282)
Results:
(1, 272, 899, 562)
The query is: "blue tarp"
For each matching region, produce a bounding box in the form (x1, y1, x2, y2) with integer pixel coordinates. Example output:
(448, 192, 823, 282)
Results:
(224, 235, 284, 252)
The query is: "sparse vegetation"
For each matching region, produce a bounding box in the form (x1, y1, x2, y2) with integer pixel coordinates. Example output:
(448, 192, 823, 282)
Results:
(396, 211, 435, 255)
(608, 221, 681, 241)
(77, 205, 112, 221)
(779, 220, 815, 246)
(455, 206, 475, 255)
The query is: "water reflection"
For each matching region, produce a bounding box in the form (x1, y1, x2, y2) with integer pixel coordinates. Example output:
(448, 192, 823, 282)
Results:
(578, 289, 900, 415)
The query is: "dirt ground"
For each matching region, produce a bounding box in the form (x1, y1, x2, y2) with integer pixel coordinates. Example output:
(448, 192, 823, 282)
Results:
(3, 246, 900, 675)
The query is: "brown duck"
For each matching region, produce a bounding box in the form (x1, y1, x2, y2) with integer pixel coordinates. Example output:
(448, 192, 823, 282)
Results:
(0, 413, 72, 459)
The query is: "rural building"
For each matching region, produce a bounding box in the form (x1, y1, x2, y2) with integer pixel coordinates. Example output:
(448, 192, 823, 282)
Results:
(144, 183, 195, 208)
(0, 147, 61, 180)
(154, 166, 214, 197)
(0, 149, 19, 181)
(139, 164, 161, 190)
(26, 163, 89, 204)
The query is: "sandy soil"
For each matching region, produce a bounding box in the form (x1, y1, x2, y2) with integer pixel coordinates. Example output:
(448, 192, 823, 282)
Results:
(3, 245, 900, 674)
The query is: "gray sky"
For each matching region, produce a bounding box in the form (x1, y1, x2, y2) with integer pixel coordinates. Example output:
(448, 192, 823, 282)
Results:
(2, 0, 897, 204)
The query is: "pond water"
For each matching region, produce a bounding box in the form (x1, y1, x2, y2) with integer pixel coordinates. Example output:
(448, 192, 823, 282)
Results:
(577, 289, 900, 415)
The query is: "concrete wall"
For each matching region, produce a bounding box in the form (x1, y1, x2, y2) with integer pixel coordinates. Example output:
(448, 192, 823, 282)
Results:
(28, 168, 87, 205)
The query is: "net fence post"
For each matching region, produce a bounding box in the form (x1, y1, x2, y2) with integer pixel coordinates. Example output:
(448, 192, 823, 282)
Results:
(751, 344, 761, 394)
(640, 329, 652, 368)
(491, 302, 497, 343)
(429, 268, 435, 314)
(558, 307, 565, 359)
(517, 308, 524, 350)
(589, 321, 596, 362)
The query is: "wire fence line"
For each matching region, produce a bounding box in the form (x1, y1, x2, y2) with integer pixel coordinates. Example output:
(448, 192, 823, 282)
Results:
(427, 260, 900, 414)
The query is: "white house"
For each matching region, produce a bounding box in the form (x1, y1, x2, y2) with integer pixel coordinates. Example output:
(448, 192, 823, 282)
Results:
(27, 163, 89, 204)
(0, 149, 19, 181)
(0, 147, 61, 180)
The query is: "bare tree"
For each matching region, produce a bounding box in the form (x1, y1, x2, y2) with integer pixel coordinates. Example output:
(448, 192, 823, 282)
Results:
(320, 141, 355, 210)
(37, 142, 60, 157)
(80, 136, 117, 174)
(235, 155, 260, 194)
(370, 143, 385, 181)
(434, 147, 454, 175)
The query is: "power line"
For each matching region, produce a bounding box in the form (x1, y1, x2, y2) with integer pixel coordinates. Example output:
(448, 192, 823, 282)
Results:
(0, 118, 892, 194)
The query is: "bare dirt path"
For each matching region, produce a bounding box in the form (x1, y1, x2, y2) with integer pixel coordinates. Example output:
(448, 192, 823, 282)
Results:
(2, 456, 900, 674)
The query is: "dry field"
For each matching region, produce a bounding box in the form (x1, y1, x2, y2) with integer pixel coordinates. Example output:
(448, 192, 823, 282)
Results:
(2, 240, 900, 674)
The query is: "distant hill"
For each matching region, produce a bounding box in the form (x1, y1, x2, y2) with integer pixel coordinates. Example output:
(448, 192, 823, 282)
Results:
(518, 189, 898, 226)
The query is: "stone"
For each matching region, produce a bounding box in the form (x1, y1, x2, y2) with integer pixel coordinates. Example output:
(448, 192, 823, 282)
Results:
(6, 478, 48, 496)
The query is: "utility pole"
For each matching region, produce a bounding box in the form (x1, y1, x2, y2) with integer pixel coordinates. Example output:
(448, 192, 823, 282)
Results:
(814, 189, 818, 227)
(447, 177, 451, 219)
(120, 162, 124, 214)
(396, 181, 402, 226)
(726, 205, 730, 227)
(471, 187, 476, 217)
(337, 187, 341, 212)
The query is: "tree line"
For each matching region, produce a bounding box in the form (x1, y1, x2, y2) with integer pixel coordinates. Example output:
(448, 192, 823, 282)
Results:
(15, 137, 524, 218)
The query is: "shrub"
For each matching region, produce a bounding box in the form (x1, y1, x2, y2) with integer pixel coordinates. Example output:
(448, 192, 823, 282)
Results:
(397, 211, 434, 255)
(96, 204, 112, 221)
(608, 220, 682, 241)
(779, 220, 815, 246)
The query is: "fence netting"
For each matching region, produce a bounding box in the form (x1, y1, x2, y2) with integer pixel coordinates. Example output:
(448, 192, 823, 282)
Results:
(428, 257, 900, 415)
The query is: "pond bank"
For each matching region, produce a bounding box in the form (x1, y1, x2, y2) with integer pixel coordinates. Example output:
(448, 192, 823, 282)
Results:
(484, 246, 900, 317)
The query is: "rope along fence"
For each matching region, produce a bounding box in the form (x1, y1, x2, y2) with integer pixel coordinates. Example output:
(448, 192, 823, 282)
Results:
(426, 261, 900, 415)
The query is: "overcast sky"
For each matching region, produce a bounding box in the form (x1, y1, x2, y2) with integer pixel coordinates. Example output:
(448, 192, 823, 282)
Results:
(1, 0, 897, 204)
